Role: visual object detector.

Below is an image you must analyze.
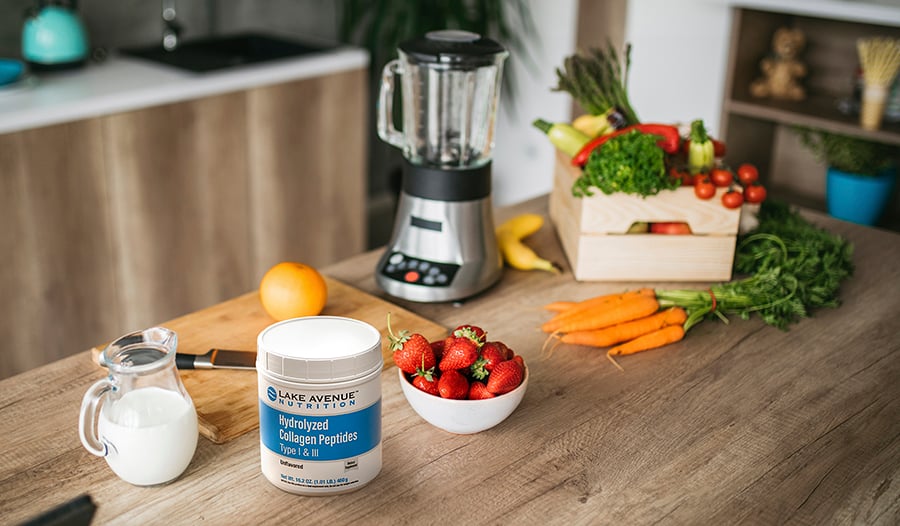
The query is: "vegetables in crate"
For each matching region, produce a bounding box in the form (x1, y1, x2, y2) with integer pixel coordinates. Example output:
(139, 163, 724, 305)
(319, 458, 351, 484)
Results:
(533, 41, 769, 216)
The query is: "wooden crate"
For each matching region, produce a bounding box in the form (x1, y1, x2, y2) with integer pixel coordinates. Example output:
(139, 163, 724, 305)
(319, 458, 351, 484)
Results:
(548, 150, 741, 282)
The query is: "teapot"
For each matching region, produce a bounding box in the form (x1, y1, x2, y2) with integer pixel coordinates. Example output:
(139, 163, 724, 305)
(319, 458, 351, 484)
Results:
(22, 0, 89, 70)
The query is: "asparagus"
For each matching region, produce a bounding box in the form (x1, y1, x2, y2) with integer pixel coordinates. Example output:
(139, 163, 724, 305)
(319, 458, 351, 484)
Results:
(554, 42, 640, 125)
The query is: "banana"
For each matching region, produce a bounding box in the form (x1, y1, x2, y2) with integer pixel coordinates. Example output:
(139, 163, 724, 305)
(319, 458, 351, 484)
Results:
(496, 213, 559, 274)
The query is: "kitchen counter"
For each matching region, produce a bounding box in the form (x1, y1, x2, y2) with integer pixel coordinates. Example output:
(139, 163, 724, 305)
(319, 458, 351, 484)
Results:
(0, 46, 368, 135)
(2, 197, 899, 524)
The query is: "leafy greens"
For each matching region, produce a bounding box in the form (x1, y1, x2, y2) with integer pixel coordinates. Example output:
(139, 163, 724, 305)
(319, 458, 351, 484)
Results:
(573, 130, 677, 198)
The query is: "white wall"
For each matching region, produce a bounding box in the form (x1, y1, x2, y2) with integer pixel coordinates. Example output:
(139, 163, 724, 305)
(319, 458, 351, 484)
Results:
(623, 0, 732, 134)
(491, 0, 579, 207)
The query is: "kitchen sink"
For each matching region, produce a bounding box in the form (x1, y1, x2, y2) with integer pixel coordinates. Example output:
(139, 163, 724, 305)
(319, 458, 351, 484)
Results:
(120, 32, 337, 73)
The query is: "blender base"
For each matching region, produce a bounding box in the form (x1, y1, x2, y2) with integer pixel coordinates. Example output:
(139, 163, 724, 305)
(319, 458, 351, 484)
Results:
(375, 192, 502, 303)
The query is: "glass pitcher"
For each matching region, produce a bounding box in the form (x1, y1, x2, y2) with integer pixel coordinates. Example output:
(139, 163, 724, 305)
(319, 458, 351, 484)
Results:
(377, 30, 508, 168)
(79, 327, 198, 486)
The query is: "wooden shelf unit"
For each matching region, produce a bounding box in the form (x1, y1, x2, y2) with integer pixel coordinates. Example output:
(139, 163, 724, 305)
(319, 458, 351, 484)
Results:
(719, 7, 900, 228)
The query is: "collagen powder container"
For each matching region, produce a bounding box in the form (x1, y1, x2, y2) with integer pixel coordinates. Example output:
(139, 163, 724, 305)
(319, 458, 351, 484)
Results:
(257, 316, 383, 495)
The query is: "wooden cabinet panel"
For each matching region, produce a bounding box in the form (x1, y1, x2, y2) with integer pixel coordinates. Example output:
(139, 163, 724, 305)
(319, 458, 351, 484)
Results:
(246, 68, 368, 278)
(0, 67, 368, 379)
(0, 121, 120, 374)
(102, 93, 256, 332)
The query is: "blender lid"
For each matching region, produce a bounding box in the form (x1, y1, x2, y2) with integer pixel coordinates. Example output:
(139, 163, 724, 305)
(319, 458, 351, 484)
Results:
(399, 30, 507, 67)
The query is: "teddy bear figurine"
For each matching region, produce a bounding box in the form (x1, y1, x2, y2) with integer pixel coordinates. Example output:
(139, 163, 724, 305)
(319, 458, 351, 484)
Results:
(749, 27, 808, 101)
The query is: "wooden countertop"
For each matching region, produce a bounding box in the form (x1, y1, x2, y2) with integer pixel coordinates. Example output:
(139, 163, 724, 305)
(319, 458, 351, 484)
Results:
(2, 197, 899, 525)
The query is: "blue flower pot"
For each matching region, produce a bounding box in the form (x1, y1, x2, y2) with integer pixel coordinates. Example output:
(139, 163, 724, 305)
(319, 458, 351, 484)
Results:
(826, 166, 897, 226)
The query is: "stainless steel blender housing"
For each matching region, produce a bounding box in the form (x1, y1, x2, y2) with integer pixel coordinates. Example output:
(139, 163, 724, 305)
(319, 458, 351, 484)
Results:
(375, 30, 508, 302)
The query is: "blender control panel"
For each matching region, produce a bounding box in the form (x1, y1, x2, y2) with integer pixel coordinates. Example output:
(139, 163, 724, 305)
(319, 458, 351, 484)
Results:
(380, 252, 459, 287)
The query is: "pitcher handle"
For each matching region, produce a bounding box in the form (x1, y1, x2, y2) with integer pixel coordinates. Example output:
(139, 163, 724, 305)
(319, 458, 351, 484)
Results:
(377, 58, 405, 150)
(79, 378, 112, 457)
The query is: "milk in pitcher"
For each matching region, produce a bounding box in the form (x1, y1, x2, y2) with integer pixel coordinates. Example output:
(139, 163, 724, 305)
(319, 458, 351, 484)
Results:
(99, 386, 198, 486)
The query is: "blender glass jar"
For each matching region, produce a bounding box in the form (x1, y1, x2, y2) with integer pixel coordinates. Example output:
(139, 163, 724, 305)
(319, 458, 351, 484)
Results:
(378, 30, 508, 168)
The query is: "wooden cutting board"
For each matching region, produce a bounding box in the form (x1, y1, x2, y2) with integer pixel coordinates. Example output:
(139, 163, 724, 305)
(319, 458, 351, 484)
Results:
(91, 276, 447, 444)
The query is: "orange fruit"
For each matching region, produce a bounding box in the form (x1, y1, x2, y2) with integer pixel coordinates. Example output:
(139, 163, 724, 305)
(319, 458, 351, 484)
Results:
(259, 262, 328, 321)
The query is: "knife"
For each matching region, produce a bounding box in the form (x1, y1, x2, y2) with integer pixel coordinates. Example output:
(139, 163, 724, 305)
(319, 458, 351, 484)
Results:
(174, 348, 256, 370)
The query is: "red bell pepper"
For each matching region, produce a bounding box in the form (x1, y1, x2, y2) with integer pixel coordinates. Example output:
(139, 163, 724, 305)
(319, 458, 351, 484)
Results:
(571, 123, 680, 167)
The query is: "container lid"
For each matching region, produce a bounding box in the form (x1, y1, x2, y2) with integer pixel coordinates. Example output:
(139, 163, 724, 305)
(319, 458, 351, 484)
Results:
(257, 316, 383, 383)
(399, 30, 507, 67)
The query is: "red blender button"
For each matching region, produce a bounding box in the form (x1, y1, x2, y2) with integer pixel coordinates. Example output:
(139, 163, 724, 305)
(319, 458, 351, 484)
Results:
(404, 270, 420, 283)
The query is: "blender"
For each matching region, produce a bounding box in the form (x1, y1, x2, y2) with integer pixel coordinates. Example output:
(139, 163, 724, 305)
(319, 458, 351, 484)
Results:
(375, 30, 508, 302)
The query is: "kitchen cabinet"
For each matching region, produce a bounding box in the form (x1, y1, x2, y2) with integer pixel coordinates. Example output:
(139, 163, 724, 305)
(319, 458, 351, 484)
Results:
(719, 7, 900, 226)
(0, 67, 367, 379)
(0, 120, 121, 377)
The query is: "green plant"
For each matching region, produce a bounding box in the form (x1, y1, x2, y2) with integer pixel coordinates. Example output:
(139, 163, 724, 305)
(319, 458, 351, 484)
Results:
(793, 126, 896, 176)
(337, 0, 535, 105)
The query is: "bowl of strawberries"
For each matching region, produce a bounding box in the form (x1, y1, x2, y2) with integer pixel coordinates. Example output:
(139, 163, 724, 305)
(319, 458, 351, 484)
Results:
(389, 319, 528, 434)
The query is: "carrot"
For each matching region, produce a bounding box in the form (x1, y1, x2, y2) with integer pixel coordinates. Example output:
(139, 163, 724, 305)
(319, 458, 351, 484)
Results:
(542, 294, 660, 334)
(560, 307, 687, 348)
(543, 300, 577, 312)
(606, 324, 686, 371)
(542, 288, 655, 333)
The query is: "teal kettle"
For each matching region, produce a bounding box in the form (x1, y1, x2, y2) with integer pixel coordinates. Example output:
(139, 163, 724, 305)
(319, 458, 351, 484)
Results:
(22, 0, 89, 70)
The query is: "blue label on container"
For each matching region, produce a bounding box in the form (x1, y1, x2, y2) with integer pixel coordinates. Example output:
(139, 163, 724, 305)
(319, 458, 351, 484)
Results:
(259, 400, 381, 461)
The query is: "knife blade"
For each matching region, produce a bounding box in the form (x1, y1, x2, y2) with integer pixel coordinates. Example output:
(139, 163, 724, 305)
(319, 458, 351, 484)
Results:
(175, 348, 256, 370)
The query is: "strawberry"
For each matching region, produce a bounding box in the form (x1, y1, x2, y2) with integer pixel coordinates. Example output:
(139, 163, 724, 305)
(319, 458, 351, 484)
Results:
(387, 314, 435, 374)
(430, 339, 445, 363)
(467, 380, 495, 400)
(486, 359, 524, 395)
(452, 324, 486, 347)
(439, 336, 478, 371)
(497, 341, 515, 360)
(411, 368, 440, 397)
(438, 369, 469, 399)
(512, 355, 525, 370)
(469, 341, 508, 380)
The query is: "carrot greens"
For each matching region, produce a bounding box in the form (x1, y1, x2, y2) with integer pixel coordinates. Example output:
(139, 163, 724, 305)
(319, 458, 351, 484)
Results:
(656, 200, 854, 331)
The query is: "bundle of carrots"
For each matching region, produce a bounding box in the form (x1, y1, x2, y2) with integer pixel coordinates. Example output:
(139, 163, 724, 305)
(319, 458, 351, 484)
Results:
(541, 288, 688, 371)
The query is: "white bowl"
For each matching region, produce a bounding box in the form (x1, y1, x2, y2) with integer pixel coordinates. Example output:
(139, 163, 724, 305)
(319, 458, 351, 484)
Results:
(397, 366, 528, 434)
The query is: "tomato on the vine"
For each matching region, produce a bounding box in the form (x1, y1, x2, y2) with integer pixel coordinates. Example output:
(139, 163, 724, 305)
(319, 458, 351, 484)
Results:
(710, 168, 734, 187)
(722, 188, 744, 209)
(737, 163, 759, 185)
(694, 177, 716, 200)
(743, 183, 767, 204)
(670, 167, 693, 186)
